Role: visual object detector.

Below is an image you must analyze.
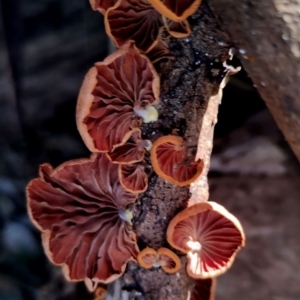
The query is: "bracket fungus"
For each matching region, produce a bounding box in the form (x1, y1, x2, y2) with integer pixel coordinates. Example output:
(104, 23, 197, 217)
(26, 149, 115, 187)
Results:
(146, 36, 172, 64)
(137, 247, 181, 274)
(148, 0, 202, 22)
(150, 135, 204, 186)
(89, 0, 117, 13)
(137, 247, 158, 269)
(162, 16, 191, 38)
(27, 153, 139, 284)
(76, 41, 160, 153)
(106, 0, 162, 52)
(105, 0, 193, 54)
(93, 286, 107, 300)
(106, 128, 150, 164)
(167, 201, 245, 279)
(191, 278, 216, 300)
(119, 163, 148, 193)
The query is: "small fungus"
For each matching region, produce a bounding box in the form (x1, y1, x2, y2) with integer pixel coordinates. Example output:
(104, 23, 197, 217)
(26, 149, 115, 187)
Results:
(157, 247, 181, 274)
(27, 153, 139, 284)
(148, 0, 202, 22)
(106, 128, 150, 164)
(137, 247, 159, 269)
(93, 285, 107, 300)
(191, 278, 216, 300)
(137, 247, 181, 273)
(167, 201, 245, 279)
(89, 0, 117, 14)
(105, 0, 163, 52)
(146, 36, 172, 64)
(76, 41, 160, 152)
(119, 162, 148, 193)
(162, 16, 191, 38)
(150, 135, 204, 186)
(105, 0, 194, 52)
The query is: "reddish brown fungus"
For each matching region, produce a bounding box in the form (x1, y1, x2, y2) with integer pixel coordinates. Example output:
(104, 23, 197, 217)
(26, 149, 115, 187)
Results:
(105, 0, 192, 52)
(167, 201, 245, 279)
(119, 162, 148, 193)
(105, 0, 163, 52)
(93, 286, 107, 300)
(106, 128, 150, 164)
(162, 16, 191, 38)
(148, 0, 202, 22)
(146, 35, 172, 64)
(150, 135, 204, 186)
(157, 247, 181, 274)
(27, 153, 139, 284)
(191, 278, 216, 300)
(137, 247, 181, 273)
(89, 0, 117, 13)
(137, 247, 159, 269)
(76, 41, 160, 152)
(144, 27, 173, 64)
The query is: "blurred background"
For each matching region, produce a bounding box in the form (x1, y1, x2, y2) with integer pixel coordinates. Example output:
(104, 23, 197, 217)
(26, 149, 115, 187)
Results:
(0, 0, 299, 299)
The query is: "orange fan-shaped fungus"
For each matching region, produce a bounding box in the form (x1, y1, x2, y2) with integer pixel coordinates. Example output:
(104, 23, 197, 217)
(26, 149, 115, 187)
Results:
(162, 16, 191, 38)
(119, 163, 148, 193)
(27, 153, 139, 285)
(76, 41, 160, 153)
(93, 286, 107, 300)
(137, 247, 158, 269)
(157, 247, 181, 274)
(106, 128, 150, 164)
(89, 0, 117, 13)
(146, 35, 171, 64)
(148, 0, 202, 22)
(167, 201, 245, 279)
(191, 278, 216, 300)
(137, 247, 181, 273)
(105, 0, 163, 52)
(150, 135, 204, 186)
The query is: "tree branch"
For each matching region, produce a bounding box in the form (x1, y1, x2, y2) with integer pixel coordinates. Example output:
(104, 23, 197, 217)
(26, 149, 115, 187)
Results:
(106, 1, 238, 299)
(209, 0, 300, 161)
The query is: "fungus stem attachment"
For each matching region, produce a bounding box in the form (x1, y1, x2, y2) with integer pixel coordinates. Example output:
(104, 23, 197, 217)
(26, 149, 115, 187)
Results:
(144, 140, 152, 151)
(119, 208, 133, 225)
(134, 106, 158, 123)
(187, 240, 202, 252)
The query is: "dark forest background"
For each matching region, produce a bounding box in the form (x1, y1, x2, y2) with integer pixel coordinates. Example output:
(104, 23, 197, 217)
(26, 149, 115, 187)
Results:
(0, 1, 299, 299)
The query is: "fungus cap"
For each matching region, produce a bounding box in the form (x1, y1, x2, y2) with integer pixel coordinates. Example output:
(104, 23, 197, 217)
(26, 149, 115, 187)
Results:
(119, 163, 148, 193)
(106, 128, 150, 164)
(150, 135, 204, 186)
(76, 41, 160, 152)
(27, 153, 139, 284)
(162, 16, 191, 38)
(148, 0, 202, 22)
(137, 247, 159, 269)
(105, 0, 163, 52)
(89, 0, 117, 13)
(93, 285, 107, 300)
(157, 247, 181, 273)
(137, 247, 181, 273)
(167, 201, 245, 279)
(146, 37, 171, 64)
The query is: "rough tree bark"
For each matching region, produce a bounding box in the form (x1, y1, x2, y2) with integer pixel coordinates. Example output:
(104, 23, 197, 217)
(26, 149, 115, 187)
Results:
(209, 0, 300, 161)
(105, 2, 239, 299)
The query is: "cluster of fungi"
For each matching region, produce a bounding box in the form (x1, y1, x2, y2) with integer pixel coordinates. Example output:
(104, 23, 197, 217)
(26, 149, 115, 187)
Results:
(26, 1, 245, 299)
